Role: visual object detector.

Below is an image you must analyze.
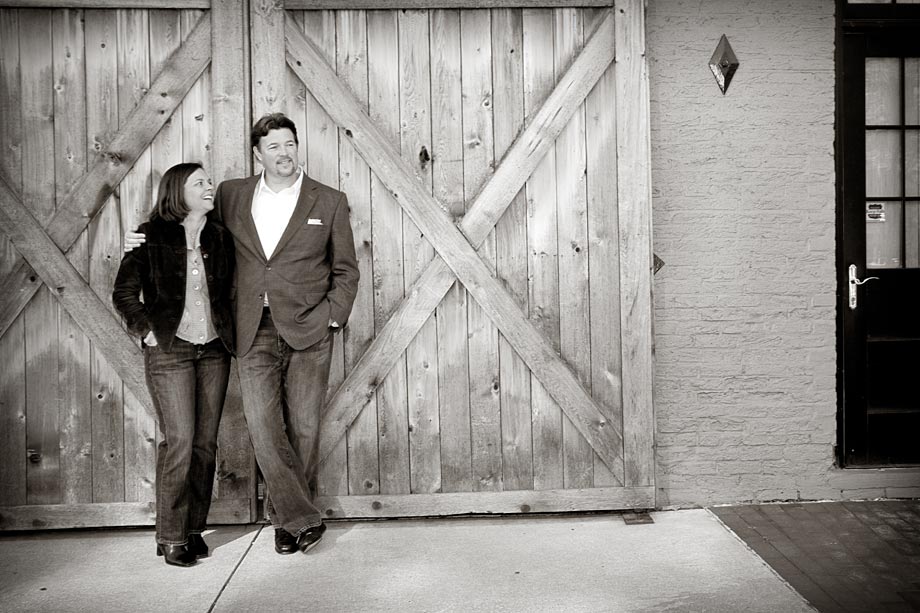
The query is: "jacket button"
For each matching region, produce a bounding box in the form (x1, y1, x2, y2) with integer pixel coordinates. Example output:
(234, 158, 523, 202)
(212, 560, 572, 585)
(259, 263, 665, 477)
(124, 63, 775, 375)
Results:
(266, 266, 272, 271)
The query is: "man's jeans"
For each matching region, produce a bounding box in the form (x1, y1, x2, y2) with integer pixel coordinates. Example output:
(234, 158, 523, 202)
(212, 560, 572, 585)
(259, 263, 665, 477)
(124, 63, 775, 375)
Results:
(238, 308, 333, 536)
(144, 338, 230, 545)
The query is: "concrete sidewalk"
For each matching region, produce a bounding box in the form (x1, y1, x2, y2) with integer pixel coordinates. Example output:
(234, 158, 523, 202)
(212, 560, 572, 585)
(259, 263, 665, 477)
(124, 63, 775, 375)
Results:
(0, 509, 812, 613)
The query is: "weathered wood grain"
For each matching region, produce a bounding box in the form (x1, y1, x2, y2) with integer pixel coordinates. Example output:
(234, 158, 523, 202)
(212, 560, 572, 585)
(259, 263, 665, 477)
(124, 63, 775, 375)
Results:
(302, 9, 348, 498)
(430, 8, 472, 493)
(20, 9, 61, 506)
(336, 9, 380, 496)
(2, 1, 209, 8)
(461, 9, 502, 492)
(0, 497, 250, 531)
(0, 178, 154, 422)
(0, 314, 26, 506)
(53, 8, 94, 504)
(286, 11, 309, 166)
(250, 0, 286, 121)
(317, 486, 655, 519)
(286, 13, 624, 477)
(180, 10, 210, 169)
(615, 0, 655, 489)
(367, 9, 410, 496)
(83, 7, 123, 505)
(117, 8, 155, 505)
(210, 0, 254, 518)
(0, 13, 212, 339)
(585, 7, 621, 487)
(210, 0, 247, 184)
(284, 0, 613, 9)
(286, 11, 621, 477)
(492, 7, 533, 492)
(399, 9, 441, 494)
(0, 10, 27, 508)
(523, 8, 562, 490)
(0, 9, 21, 280)
(554, 8, 593, 489)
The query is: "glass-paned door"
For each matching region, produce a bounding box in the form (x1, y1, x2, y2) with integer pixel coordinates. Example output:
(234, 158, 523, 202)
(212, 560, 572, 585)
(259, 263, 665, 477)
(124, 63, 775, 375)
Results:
(841, 19, 920, 465)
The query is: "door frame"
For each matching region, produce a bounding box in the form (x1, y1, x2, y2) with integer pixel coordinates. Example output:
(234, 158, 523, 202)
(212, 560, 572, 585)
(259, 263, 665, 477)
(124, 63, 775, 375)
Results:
(836, 0, 920, 467)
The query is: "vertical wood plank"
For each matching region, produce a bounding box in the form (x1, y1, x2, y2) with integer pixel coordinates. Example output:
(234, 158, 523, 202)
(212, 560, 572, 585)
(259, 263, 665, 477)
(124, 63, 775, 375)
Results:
(21, 8, 62, 506)
(286, 11, 309, 169)
(210, 0, 248, 183)
(53, 7, 93, 504)
(211, 0, 255, 517)
(367, 9, 411, 495)
(0, 9, 21, 279)
(554, 8, 593, 489)
(431, 8, 472, 493)
(87, 9, 124, 504)
(0, 9, 27, 507)
(250, 0, 286, 121)
(492, 7, 533, 492)
(0, 314, 27, 505)
(181, 10, 211, 169)
(303, 9, 349, 498)
(584, 6, 620, 487)
(615, 0, 655, 488)
(149, 10, 183, 203)
(118, 8, 154, 505)
(523, 8, 563, 490)
(337, 10, 380, 496)
(400, 9, 441, 494)
(461, 8, 501, 492)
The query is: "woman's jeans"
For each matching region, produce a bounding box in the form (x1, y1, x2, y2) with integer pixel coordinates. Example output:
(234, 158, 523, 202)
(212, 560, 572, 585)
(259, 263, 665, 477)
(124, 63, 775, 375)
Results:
(145, 337, 230, 545)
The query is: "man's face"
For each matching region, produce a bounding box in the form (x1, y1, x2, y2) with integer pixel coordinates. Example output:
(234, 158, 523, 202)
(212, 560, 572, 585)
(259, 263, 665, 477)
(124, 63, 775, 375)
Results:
(254, 127, 299, 182)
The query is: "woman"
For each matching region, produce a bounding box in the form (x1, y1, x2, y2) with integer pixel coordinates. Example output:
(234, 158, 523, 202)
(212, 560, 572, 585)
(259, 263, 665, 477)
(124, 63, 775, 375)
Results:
(113, 163, 235, 567)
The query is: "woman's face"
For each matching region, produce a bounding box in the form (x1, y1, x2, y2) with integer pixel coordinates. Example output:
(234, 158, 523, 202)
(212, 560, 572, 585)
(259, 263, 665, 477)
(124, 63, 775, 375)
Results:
(183, 168, 214, 216)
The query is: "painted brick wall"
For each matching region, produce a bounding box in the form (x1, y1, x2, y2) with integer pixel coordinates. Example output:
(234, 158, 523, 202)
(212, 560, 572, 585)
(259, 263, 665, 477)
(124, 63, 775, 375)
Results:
(647, 0, 842, 506)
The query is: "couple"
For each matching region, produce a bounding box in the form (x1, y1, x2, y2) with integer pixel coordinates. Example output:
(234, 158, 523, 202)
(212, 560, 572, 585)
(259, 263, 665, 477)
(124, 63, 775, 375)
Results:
(112, 113, 360, 567)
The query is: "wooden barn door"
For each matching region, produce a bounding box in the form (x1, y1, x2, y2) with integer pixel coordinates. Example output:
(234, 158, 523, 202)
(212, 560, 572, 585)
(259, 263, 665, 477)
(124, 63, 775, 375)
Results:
(0, 2, 255, 529)
(254, 0, 656, 517)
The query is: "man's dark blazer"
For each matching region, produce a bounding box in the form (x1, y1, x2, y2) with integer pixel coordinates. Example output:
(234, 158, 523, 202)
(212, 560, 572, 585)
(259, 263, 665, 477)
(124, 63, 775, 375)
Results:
(212, 172, 360, 357)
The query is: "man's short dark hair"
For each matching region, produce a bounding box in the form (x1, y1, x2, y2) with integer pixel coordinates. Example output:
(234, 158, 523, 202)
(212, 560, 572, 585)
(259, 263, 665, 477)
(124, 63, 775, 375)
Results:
(251, 113, 299, 150)
(149, 162, 202, 223)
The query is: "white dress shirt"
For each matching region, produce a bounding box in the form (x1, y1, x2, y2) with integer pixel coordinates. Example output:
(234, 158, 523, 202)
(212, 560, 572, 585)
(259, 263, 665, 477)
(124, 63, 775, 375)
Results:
(251, 168, 304, 259)
(252, 169, 304, 307)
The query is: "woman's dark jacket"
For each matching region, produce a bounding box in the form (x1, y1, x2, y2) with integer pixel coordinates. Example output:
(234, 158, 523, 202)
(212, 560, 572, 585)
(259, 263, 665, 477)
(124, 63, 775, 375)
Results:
(112, 217, 235, 353)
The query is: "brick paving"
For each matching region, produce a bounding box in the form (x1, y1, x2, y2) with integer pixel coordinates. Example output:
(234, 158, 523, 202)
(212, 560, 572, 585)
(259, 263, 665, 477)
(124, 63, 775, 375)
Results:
(712, 501, 920, 612)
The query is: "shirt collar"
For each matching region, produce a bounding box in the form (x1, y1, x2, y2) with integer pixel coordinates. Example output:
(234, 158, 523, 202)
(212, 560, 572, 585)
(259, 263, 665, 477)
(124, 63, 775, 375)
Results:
(182, 220, 207, 250)
(257, 167, 304, 198)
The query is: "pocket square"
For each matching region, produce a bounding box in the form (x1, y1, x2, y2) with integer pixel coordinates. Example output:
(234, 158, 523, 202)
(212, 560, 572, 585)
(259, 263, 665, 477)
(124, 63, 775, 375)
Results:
(307, 218, 323, 225)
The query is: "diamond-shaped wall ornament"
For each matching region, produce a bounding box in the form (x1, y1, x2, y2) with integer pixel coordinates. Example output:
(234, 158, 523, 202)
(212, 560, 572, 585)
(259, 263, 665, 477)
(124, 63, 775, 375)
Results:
(709, 34, 739, 95)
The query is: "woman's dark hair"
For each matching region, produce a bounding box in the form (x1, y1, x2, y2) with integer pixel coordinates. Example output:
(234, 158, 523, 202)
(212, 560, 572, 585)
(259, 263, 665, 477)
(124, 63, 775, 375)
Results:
(149, 162, 203, 222)
(250, 112, 299, 150)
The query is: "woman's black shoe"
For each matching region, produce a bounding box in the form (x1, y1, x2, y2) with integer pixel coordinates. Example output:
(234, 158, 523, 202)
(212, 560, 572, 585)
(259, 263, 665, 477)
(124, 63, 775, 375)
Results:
(187, 533, 210, 558)
(156, 543, 198, 567)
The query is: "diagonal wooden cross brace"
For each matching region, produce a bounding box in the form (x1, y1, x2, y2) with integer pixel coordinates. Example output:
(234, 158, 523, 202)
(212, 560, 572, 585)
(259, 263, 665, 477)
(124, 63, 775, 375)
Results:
(285, 10, 625, 479)
(0, 14, 212, 340)
(0, 174, 154, 419)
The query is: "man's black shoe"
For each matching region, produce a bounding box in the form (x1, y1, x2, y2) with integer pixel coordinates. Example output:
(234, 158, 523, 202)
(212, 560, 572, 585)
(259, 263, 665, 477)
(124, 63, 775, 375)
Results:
(274, 528, 298, 554)
(297, 523, 327, 553)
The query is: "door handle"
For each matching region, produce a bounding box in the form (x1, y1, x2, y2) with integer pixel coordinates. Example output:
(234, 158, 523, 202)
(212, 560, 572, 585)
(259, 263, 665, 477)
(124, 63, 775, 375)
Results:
(848, 264, 879, 310)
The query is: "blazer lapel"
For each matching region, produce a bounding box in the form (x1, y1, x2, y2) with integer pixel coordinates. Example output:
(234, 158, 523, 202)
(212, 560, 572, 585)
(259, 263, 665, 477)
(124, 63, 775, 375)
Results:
(236, 176, 267, 261)
(270, 175, 319, 258)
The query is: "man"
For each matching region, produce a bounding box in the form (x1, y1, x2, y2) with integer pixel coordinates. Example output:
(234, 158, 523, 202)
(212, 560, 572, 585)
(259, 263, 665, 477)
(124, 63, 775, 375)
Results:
(126, 113, 359, 554)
